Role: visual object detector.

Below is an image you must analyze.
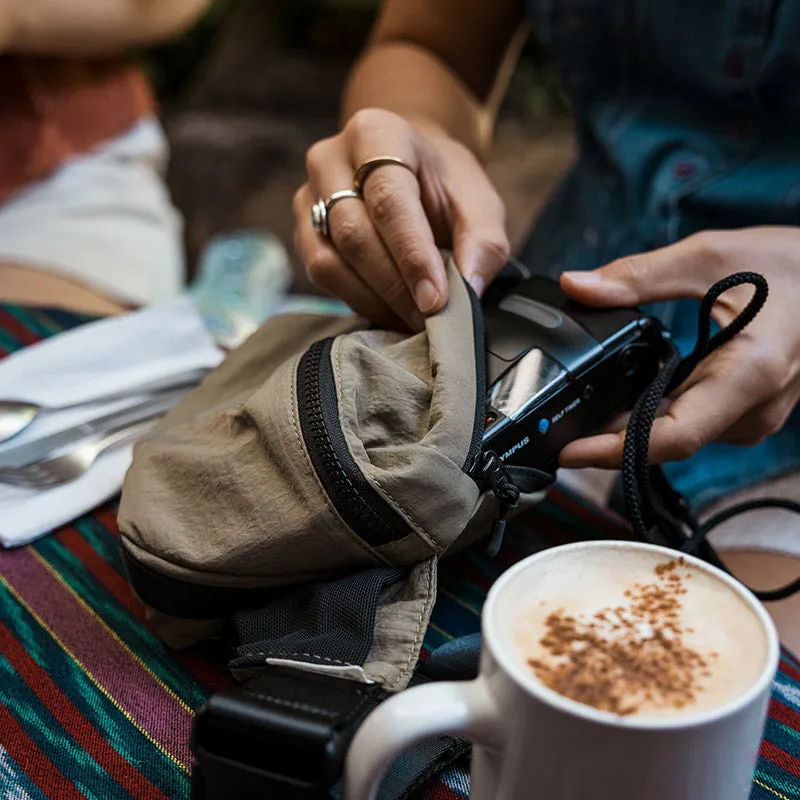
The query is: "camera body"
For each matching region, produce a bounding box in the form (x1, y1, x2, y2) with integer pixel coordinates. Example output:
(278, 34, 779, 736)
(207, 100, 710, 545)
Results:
(482, 275, 667, 473)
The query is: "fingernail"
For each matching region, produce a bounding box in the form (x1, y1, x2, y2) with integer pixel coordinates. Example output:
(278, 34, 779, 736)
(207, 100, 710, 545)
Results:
(414, 279, 440, 314)
(562, 271, 602, 285)
(468, 274, 485, 297)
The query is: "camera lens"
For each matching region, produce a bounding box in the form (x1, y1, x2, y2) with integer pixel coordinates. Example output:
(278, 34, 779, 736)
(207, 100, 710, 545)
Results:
(582, 384, 594, 400)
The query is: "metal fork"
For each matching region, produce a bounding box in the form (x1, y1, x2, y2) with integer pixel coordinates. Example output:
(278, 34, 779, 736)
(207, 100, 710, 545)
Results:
(0, 417, 159, 490)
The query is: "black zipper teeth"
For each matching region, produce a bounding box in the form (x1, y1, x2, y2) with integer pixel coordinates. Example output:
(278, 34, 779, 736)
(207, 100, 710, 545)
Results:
(297, 338, 415, 548)
(463, 279, 488, 478)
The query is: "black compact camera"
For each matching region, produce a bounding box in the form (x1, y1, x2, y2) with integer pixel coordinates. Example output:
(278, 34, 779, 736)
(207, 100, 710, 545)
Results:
(482, 272, 668, 472)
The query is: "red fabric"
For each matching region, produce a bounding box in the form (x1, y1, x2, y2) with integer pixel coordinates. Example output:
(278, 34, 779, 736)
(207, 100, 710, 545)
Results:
(0, 55, 155, 202)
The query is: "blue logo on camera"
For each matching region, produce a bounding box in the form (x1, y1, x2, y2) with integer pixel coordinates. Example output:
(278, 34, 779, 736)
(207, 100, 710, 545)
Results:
(538, 418, 550, 434)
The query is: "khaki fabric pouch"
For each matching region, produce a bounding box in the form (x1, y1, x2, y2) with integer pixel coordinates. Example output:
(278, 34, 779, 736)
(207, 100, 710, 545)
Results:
(119, 259, 548, 691)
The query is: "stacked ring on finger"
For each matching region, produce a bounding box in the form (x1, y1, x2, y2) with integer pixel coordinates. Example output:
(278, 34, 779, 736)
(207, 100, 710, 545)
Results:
(353, 156, 416, 195)
(311, 189, 362, 238)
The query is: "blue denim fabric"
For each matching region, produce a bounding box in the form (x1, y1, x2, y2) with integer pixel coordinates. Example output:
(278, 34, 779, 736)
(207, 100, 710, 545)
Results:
(418, 633, 482, 681)
(518, 0, 800, 506)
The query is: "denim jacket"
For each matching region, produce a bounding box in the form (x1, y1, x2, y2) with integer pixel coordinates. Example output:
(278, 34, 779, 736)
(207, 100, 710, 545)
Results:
(519, 0, 800, 506)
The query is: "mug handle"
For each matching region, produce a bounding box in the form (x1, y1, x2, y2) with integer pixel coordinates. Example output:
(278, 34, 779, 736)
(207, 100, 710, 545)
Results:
(344, 679, 503, 800)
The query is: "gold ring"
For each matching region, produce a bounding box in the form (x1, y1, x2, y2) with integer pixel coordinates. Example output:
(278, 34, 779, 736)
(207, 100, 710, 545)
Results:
(353, 156, 416, 195)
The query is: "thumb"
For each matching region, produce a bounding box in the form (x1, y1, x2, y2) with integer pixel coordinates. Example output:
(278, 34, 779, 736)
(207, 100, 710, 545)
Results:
(560, 237, 712, 307)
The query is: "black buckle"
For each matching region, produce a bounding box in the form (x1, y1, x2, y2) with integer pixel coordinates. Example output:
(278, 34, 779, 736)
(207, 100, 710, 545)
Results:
(191, 666, 388, 800)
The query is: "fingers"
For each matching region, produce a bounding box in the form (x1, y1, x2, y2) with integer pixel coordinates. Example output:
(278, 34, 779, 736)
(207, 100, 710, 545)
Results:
(293, 183, 406, 330)
(559, 345, 775, 468)
(553, 227, 800, 469)
(559, 387, 796, 468)
(719, 373, 800, 445)
(558, 432, 625, 470)
(559, 231, 731, 308)
(346, 111, 448, 314)
(298, 108, 513, 320)
(306, 138, 423, 329)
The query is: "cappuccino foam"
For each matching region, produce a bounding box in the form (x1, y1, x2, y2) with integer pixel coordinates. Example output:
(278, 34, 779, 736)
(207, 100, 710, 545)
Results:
(508, 547, 768, 719)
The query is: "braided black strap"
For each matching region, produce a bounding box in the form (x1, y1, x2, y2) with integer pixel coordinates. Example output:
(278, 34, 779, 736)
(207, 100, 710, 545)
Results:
(621, 271, 800, 602)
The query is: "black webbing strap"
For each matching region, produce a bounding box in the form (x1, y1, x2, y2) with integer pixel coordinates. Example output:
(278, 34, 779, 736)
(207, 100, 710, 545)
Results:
(192, 666, 387, 800)
(621, 271, 800, 601)
(191, 566, 475, 800)
(228, 567, 406, 673)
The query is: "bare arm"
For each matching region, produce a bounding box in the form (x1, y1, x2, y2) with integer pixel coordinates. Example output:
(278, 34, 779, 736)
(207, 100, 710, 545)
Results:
(295, 0, 529, 329)
(0, 0, 212, 56)
(343, 0, 527, 160)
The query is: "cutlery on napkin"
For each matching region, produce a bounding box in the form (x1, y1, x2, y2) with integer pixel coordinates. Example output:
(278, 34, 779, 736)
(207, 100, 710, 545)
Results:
(0, 366, 211, 444)
(0, 296, 223, 547)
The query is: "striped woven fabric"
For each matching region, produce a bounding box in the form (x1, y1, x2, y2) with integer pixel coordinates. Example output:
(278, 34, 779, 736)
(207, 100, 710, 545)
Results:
(0, 304, 798, 800)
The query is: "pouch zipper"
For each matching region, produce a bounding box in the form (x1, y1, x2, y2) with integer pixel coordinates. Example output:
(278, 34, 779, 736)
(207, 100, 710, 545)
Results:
(297, 338, 415, 548)
(464, 280, 488, 477)
(297, 281, 503, 552)
(463, 278, 527, 554)
(479, 451, 521, 556)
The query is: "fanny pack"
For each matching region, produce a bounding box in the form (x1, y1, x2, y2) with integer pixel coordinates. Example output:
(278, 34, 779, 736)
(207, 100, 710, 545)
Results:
(118, 256, 551, 689)
(118, 264, 800, 800)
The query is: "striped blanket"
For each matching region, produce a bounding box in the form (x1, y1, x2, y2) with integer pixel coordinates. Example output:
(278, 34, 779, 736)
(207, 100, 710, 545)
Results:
(0, 304, 798, 800)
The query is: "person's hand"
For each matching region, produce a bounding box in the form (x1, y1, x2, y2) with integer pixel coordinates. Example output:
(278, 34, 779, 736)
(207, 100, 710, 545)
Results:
(558, 226, 800, 468)
(293, 108, 510, 330)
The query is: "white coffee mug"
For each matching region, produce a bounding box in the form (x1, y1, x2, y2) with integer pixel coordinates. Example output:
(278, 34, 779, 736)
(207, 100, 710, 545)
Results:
(345, 540, 779, 800)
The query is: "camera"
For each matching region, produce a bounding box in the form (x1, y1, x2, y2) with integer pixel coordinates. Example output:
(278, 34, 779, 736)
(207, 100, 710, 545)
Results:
(482, 273, 668, 472)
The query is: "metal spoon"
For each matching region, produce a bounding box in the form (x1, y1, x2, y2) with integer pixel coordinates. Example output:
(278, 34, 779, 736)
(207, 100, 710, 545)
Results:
(0, 367, 210, 445)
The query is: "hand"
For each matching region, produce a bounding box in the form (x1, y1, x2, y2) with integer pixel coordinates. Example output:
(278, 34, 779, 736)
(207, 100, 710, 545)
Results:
(293, 108, 510, 330)
(558, 227, 800, 468)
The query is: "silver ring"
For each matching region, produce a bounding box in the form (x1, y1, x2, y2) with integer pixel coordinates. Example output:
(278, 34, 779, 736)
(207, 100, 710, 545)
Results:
(311, 189, 362, 238)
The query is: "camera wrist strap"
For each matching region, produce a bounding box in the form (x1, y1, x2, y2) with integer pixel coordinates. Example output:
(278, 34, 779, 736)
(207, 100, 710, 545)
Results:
(621, 271, 800, 601)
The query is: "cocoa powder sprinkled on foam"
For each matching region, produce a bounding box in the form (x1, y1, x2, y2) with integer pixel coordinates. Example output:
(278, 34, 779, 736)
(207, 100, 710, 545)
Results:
(527, 558, 715, 716)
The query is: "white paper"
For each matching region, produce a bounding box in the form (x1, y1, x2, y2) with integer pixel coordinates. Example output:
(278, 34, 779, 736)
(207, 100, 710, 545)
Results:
(0, 297, 223, 547)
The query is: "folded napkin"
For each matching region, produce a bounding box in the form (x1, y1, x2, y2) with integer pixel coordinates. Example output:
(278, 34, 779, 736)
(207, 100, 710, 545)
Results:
(0, 297, 223, 547)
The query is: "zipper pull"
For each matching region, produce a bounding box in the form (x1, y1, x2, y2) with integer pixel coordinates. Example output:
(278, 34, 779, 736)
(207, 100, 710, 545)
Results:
(481, 452, 521, 557)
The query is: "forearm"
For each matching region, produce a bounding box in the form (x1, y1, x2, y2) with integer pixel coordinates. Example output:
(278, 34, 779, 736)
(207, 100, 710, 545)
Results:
(0, 0, 211, 56)
(342, 40, 514, 160)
